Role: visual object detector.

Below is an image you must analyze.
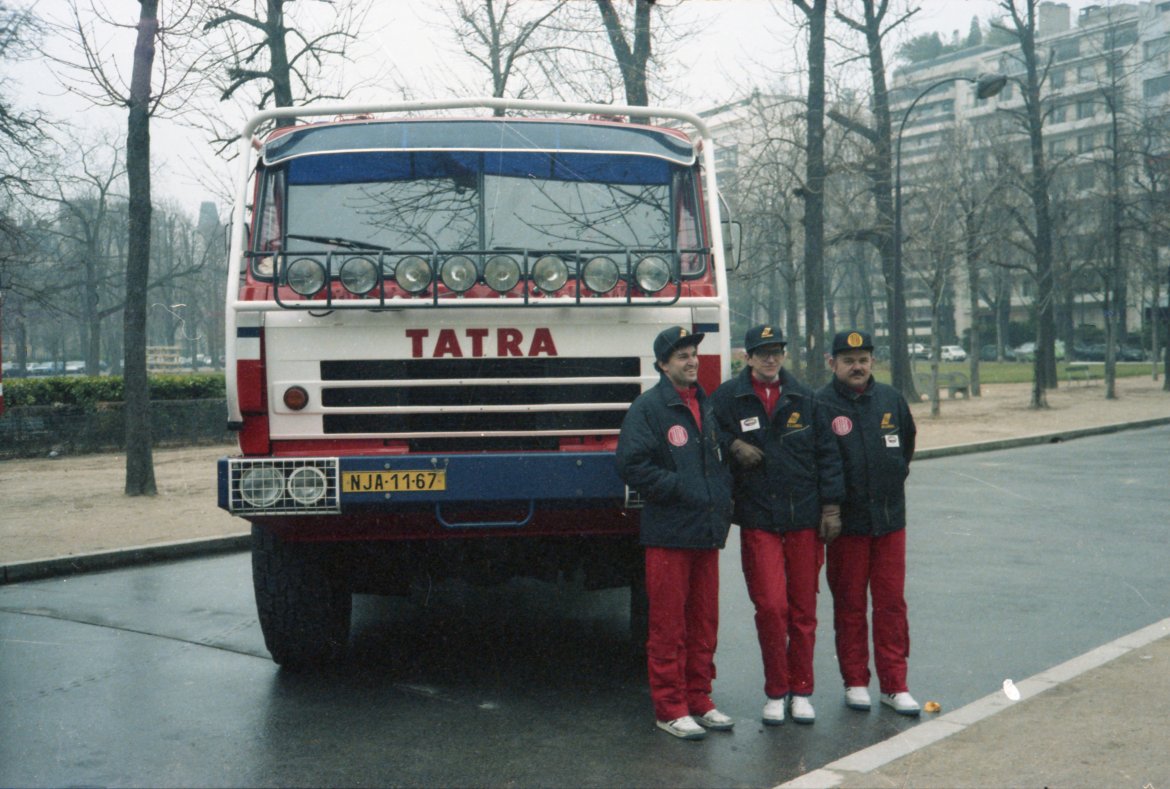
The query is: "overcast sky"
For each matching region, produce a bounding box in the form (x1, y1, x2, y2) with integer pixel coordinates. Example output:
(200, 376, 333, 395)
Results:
(11, 0, 1098, 216)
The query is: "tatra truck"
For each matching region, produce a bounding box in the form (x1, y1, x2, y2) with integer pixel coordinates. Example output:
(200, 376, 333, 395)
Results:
(217, 99, 735, 667)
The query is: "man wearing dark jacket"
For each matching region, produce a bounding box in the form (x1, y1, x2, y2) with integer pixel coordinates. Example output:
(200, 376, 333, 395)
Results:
(817, 330, 920, 717)
(711, 324, 844, 726)
(616, 326, 734, 741)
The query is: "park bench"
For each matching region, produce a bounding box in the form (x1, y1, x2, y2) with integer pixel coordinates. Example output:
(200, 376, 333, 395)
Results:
(916, 371, 970, 399)
(1065, 363, 1099, 384)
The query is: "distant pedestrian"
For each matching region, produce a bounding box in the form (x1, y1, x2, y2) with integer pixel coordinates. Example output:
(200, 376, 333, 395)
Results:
(616, 326, 735, 740)
(817, 330, 921, 716)
(711, 325, 843, 726)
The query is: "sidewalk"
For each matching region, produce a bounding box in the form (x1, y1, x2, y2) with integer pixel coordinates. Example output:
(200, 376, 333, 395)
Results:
(783, 617, 1170, 788)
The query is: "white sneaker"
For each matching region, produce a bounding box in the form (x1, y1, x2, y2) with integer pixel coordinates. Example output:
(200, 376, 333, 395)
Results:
(694, 708, 734, 731)
(881, 692, 921, 716)
(657, 715, 707, 740)
(762, 697, 786, 725)
(789, 695, 815, 724)
(844, 686, 871, 711)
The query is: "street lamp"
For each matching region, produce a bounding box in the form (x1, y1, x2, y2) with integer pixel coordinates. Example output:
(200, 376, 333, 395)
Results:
(891, 73, 1006, 396)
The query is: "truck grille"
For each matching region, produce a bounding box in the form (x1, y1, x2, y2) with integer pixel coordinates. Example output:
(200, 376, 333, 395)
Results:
(319, 356, 641, 451)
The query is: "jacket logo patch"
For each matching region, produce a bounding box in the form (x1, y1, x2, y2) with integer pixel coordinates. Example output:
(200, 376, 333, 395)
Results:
(881, 412, 894, 429)
(832, 416, 854, 436)
(667, 425, 689, 447)
(787, 411, 803, 428)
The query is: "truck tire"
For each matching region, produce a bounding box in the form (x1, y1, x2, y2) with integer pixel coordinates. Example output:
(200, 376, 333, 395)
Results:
(251, 524, 352, 670)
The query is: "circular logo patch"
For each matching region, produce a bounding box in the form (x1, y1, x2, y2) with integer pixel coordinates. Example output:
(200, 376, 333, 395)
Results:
(847, 332, 864, 348)
(832, 416, 854, 436)
(667, 425, 689, 447)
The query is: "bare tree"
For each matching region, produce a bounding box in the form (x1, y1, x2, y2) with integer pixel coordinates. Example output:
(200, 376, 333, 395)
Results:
(439, 0, 566, 115)
(595, 0, 653, 108)
(121, 0, 160, 494)
(198, 0, 370, 142)
(24, 137, 126, 375)
(791, 0, 829, 386)
(48, 0, 200, 494)
(830, 0, 920, 400)
(993, 0, 1057, 408)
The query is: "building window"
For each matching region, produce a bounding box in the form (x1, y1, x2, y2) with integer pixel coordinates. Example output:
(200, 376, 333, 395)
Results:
(1050, 68, 1065, 89)
(1051, 104, 1067, 123)
(1076, 100, 1095, 119)
(1104, 27, 1137, 49)
(1077, 134, 1094, 153)
(714, 145, 739, 170)
(1144, 74, 1170, 99)
(1146, 36, 1170, 57)
(1076, 64, 1095, 82)
(1076, 167, 1095, 190)
(1052, 40, 1080, 61)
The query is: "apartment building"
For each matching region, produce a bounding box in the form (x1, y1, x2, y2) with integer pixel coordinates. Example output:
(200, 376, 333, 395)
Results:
(889, 1, 1170, 350)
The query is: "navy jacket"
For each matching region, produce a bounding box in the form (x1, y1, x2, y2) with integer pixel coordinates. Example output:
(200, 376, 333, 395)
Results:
(816, 376, 916, 537)
(710, 367, 844, 533)
(615, 375, 733, 549)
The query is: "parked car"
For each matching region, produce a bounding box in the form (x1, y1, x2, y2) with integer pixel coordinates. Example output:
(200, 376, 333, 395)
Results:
(1072, 343, 1103, 361)
(1118, 345, 1147, 362)
(907, 342, 927, 359)
(940, 345, 967, 362)
(980, 344, 1015, 362)
(1013, 340, 1065, 362)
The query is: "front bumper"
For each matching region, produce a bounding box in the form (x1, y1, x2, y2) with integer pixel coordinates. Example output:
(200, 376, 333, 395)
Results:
(217, 452, 631, 520)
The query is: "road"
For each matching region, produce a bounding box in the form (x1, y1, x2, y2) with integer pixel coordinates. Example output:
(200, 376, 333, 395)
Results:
(2, 425, 1168, 787)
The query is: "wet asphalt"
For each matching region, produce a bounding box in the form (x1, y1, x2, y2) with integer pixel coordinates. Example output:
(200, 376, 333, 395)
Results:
(1, 425, 1168, 788)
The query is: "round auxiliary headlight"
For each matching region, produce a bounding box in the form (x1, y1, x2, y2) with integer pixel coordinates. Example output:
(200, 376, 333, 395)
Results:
(287, 466, 328, 506)
(635, 255, 672, 293)
(286, 257, 326, 296)
(253, 256, 275, 278)
(440, 255, 478, 293)
(532, 255, 568, 293)
(394, 255, 432, 294)
(483, 255, 521, 292)
(239, 467, 284, 508)
(339, 256, 378, 295)
(583, 256, 620, 294)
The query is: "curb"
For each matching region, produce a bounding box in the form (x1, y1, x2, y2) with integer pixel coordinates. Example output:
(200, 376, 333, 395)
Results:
(2, 417, 1168, 585)
(1, 534, 250, 585)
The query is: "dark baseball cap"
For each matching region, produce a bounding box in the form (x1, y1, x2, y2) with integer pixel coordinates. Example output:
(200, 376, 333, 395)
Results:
(744, 324, 786, 354)
(831, 330, 874, 355)
(654, 326, 704, 363)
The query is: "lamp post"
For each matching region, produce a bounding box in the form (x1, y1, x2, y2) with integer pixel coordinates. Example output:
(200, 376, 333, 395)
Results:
(892, 73, 1006, 397)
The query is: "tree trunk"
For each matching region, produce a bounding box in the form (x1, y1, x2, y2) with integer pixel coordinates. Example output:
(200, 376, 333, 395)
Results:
(124, 0, 158, 496)
(595, 0, 651, 109)
(800, 0, 827, 387)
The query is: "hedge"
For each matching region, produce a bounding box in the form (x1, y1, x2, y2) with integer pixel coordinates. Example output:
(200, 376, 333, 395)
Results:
(3, 373, 227, 408)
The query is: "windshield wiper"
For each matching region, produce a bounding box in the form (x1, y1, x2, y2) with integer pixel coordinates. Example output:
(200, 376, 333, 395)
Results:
(285, 233, 372, 250)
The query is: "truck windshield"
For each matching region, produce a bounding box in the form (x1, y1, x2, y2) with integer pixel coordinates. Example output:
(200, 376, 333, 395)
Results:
(255, 150, 705, 275)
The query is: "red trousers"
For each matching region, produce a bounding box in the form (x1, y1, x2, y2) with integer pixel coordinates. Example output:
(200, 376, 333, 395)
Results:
(644, 546, 720, 722)
(740, 527, 821, 698)
(826, 530, 910, 694)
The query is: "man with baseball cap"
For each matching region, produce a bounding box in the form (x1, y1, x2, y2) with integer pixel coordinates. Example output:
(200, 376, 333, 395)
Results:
(817, 330, 920, 716)
(616, 326, 735, 740)
(710, 324, 843, 725)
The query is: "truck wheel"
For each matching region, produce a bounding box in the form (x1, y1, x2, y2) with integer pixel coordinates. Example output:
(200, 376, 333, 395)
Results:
(251, 524, 352, 670)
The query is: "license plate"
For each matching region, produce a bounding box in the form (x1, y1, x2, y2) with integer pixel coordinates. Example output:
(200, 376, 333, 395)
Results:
(341, 470, 447, 493)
